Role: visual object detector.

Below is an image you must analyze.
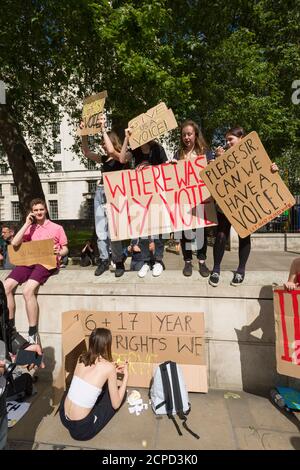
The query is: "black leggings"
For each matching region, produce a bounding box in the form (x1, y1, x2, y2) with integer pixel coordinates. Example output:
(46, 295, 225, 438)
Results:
(212, 212, 251, 275)
(59, 382, 126, 441)
(180, 228, 208, 262)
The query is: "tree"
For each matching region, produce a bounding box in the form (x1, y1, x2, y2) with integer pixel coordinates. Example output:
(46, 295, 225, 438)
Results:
(0, 0, 111, 217)
(1, 0, 299, 222)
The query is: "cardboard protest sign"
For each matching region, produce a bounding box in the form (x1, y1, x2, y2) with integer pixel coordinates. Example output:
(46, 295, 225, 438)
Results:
(8, 239, 56, 269)
(128, 102, 177, 150)
(273, 288, 300, 379)
(200, 132, 295, 238)
(54, 313, 87, 395)
(59, 310, 208, 392)
(104, 156, 217, 240)
(76, 90, 108, 136)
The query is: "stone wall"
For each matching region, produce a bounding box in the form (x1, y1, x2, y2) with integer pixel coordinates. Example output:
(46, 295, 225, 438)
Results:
(2, 269, 299, 394)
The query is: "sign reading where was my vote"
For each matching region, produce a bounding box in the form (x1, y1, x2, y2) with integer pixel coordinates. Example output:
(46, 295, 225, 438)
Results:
(128, 102, 177, 150)
(273, 288, 300, 379)
(76, 90, 108, 136)
(103, 157, 217, 241)
(200, 132, 295, 238)
(59, 310, 207, 392)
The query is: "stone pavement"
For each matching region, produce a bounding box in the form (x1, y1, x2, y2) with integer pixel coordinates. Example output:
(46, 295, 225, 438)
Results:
(7, 380, 300, 451)
(6, 247, 300, 451)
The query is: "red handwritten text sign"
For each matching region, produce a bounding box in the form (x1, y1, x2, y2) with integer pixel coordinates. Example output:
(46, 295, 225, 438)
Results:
(104, 156, 217, 241)
(273, 288, 300, 379)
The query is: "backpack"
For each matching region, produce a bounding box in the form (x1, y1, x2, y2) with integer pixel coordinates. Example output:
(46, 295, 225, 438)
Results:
(150, 361, 199, 439)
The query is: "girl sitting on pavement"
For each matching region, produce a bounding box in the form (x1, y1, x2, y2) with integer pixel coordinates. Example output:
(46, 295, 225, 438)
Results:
(59, 328, 128, 441)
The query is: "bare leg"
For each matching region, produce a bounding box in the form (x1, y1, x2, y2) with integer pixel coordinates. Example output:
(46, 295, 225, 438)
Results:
(22, 279, 40, 327)
(3, 278, 19, 320)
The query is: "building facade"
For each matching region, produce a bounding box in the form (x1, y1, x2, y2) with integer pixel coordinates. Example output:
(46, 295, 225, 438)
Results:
(0, 114, 99, 223)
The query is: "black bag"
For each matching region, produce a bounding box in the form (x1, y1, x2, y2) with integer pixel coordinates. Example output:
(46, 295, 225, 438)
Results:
(80, 253, 93, 267)
(6, 373, 33, 401)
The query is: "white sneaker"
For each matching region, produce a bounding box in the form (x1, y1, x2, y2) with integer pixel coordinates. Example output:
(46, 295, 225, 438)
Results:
(152, 262, 163, 277)
(27, 332, 41, 346)
(138, 264, 150, 278)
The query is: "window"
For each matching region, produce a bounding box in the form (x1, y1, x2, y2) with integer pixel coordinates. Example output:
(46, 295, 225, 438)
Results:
(49, 200, 58, 220)
(11, 201, 20, 221)
(85, 199, 94, 222)
(53, 141, 61, 154)
(0, 184, 2, 196)
(88, 180, 97, 193)
(53, 161, 62, 172)
(48, 182, 57, 194)
(85, 159, 96, 170)
(0, 165, 8, 175)
(11, 184, 17, 195)
(36, 161, 45, 173)
(52, 123, 60, 137)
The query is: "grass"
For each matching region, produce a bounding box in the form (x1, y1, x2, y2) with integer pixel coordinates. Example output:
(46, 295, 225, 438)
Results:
(65, 229, 94, 256)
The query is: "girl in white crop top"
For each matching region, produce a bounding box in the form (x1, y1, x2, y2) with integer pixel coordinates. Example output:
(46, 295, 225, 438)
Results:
(59, 327, 128, 441)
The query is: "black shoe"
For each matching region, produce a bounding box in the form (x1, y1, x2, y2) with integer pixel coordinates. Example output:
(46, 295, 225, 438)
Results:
(94, 260, 110, 276)
(199, 261, 210, 277)
(209, 272, 220, 287)
(183, 261, 192, 277)
(231, 272, 245, 286)
(115, 262, 125, 278)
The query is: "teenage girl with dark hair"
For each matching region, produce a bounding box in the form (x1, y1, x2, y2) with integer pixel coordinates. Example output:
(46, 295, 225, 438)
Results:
(60, 328, 128, 441)
(209, 126, 278, 287)
(173, 120, 214, 277)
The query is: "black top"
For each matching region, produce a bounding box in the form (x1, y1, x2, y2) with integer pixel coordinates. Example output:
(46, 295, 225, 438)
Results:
(131, 142, 168, 168)
(101, 155, 125, 173)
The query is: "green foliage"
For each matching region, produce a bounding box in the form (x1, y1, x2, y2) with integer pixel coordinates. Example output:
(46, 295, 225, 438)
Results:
(0, 0, 299, 192)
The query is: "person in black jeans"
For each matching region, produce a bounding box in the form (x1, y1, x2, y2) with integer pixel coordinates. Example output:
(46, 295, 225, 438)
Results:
(173, 120, 214, 277)
(209, 126, 279, 287)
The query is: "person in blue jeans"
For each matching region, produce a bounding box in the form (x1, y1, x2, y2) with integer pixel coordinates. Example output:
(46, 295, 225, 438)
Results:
(81, 117, 130, 277)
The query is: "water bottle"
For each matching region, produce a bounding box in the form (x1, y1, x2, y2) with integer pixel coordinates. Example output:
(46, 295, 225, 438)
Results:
(270, 389, 286, 409)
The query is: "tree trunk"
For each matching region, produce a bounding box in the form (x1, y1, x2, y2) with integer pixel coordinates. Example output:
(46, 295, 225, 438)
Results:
(0, 104, 45, 220)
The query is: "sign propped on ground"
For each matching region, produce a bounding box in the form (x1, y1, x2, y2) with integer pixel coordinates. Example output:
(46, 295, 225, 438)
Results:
(273, 287, 300, 379)
(57, 310, 208, 393)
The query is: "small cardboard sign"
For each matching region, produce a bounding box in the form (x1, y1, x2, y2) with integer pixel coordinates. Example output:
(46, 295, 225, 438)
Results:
(103, 157, 217, 240)
(8, 239, 56, 269)
(76, 90, 108, 136)
(200, 132, 295, 238)
(273, 288, 300, 379)
(57, 310, 208, 392)
(128, 102, 177, 150)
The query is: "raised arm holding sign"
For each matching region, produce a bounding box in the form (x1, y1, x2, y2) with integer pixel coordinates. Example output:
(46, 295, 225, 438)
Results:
(76, 91, 108, 136)
(200, 127, 293, 288)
